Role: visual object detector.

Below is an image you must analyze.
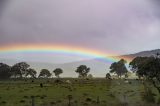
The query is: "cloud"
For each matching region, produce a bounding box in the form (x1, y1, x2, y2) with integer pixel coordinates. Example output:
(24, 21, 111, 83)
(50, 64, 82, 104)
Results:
(0, 0, 160, 56)
(0, 0, 9, 19)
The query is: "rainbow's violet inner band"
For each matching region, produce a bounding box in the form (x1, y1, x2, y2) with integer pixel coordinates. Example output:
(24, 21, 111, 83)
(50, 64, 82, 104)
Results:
(0, 44, 132, 63)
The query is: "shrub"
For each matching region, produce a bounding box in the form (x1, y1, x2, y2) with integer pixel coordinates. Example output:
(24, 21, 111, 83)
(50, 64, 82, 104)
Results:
(54, 79, 63, 84)
(50, 101, 56, 105)
(23, 96, 28, 98)
(1, 101, 6, 104)
(40, 96, 44, 99)
(20, 100, 25, 103)
(86, 97, 92, 102)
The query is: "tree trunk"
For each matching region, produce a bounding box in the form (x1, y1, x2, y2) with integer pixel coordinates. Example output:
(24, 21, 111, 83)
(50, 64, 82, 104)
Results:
(119, 74, 122, 79)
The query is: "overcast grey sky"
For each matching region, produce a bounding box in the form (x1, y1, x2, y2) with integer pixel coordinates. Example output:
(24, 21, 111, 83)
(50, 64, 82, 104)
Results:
(0, 0, 160, 63)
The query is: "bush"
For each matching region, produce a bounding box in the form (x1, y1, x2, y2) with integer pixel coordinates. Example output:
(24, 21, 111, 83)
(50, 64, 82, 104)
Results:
(54, 79, 63, 84)
(20, 100, 25, 103)
(1, 101, 6, 104)
(86, 97, 92, 102)
(23, 96, 28, 98)
(50, 101, 56, 105)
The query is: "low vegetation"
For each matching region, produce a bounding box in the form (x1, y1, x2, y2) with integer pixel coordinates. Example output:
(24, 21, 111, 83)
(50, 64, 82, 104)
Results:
(0, 79, 159, 106)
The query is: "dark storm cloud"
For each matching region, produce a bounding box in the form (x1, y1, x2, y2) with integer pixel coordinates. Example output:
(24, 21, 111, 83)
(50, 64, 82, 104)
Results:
(0, 0, 160, 54)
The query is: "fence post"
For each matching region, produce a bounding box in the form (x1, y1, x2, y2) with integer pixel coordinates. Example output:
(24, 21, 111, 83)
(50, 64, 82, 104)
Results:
(97, 96, 100, 104)
(31, 96, 35, 106)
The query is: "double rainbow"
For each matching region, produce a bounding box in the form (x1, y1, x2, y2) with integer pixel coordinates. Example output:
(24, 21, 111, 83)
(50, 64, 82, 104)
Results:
(0, 44, 132, 63)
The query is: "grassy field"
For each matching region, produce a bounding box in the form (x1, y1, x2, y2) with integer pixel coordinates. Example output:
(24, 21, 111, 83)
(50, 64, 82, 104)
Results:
(0, 78, 159, 106)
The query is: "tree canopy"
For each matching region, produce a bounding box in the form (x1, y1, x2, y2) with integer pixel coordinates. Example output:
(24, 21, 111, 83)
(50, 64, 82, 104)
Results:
(75, 65, 90, 78)
(53, 68, 63, 78)
(0, 63, 11, 79)
(11, 62, 30, 78)
(39, 69, 52, 78)
(25, 68, 37, 78)
(110, 59, 128, 78)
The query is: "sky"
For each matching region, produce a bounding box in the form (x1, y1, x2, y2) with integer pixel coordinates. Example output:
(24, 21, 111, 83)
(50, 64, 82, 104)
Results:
(0, 0, 160, 63)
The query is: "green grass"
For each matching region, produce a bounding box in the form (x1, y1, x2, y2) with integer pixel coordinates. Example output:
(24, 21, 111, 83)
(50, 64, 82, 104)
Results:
(0, 79, 159, 106)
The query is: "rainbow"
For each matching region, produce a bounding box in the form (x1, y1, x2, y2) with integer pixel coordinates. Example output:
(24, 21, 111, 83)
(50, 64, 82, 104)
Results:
(0, 44, 132, 63)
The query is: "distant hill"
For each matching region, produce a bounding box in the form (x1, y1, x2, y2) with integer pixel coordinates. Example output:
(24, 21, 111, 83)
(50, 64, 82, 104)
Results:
(0, 49, 159, 77)
(119, 49, 160, 60)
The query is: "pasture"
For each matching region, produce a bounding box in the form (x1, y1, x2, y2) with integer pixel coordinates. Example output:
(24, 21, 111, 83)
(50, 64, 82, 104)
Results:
(0, 79, 159, 106)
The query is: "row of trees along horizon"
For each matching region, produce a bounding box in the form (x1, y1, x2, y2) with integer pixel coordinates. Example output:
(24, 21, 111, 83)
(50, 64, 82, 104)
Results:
(0, 62, 91, 79)
(0, 53, 160, 93)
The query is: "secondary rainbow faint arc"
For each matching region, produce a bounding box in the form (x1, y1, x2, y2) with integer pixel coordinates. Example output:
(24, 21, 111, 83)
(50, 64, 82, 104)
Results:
(0, 44, 132, 63)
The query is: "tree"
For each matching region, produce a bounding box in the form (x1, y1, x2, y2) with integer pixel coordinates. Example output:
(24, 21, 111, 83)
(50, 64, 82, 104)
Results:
(38, 69, 52, 78)
(11, 62, 30, 78)
(53, 68, 63, 78)
(129, 56, 154, 79)
(110, 59, 128, 78)
(0, 63, 11, 79)
(129, 55, 160, 94)
(25, 68, 37, 78)
(75, 65, 90, 78)
(87, 74, 93, 79)
(106, 73, 111, 79)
